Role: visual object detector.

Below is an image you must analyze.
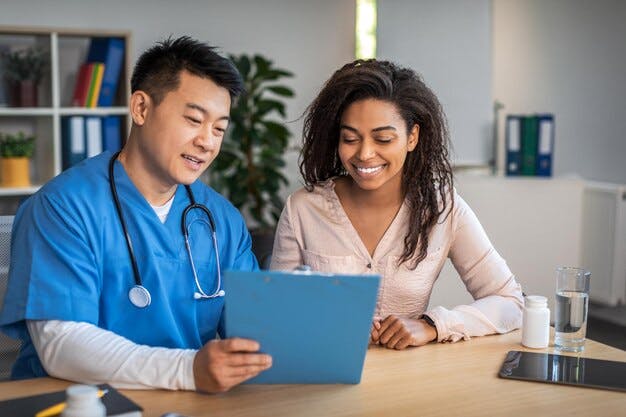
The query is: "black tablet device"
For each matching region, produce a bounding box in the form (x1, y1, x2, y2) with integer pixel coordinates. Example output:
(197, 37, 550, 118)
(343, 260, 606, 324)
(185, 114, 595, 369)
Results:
(498, 350, 626, 392)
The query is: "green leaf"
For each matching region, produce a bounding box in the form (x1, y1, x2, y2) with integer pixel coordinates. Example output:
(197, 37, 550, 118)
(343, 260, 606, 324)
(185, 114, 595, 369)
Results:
(263, 121, 290, 136)
(0, 131, 36, 158)
(267, 69, 293, 79)
(253, 55, 271, 75)
(236, 55, 251, 79)
(256, 99, 286, 118)
(266, 85, 294, 97)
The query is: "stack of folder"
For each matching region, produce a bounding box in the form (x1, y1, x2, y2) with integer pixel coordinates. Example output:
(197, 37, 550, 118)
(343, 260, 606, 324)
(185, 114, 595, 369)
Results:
(506, 114, 555, 177)
(64, 36, 126, 168)
(71, 37, 125, 108)
(72, 62, 105, 107)
(62, 115, 122, 170)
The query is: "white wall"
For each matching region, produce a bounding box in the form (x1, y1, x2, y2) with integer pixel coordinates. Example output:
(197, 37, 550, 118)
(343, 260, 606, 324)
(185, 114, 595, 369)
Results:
(377, 0, 493, 166)
(493, 0, 626, 183)
(0, 0, 356, 196)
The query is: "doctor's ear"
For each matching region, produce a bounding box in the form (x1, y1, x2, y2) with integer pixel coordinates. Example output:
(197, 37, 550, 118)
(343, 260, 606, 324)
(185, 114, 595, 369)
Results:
(130, 91, 152, 126)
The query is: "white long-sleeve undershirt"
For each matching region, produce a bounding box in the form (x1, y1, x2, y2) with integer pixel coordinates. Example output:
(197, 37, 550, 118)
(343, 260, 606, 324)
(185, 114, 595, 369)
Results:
(27, 320, 197, 390)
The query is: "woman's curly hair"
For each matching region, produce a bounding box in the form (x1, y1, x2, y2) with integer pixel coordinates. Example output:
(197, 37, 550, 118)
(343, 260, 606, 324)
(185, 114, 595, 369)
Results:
(299, 59, 454, 268)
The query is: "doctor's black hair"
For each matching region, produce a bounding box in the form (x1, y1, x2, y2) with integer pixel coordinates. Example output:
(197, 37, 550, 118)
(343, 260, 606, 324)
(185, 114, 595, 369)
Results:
(300, 59, 454, 269)
(131, 36, 244, 105)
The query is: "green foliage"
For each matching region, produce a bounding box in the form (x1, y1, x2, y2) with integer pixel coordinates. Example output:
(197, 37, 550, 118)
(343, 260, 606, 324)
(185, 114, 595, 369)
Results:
(1, 47, 48, 82)
(0, 131, 36, 158)
(209, 54, 294, 228)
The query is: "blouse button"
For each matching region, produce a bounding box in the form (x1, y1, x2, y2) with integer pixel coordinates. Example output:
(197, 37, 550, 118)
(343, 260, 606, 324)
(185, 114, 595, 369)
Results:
(366, 263, 372, 269)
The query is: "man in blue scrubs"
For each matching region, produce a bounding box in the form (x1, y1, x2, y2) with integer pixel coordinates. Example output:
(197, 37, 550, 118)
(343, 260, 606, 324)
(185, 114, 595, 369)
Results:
(0, 37, 272, 393)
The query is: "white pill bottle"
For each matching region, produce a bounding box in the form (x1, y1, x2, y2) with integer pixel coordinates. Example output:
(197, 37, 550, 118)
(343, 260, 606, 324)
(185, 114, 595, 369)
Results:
(521, 295, 550, 348)
(61, 385, 106, 417)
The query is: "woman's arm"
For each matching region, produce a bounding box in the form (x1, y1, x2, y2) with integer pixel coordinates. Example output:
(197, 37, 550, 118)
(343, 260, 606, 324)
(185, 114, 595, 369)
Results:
(269, 195, 304, 271)
(424, 195, 524, 343)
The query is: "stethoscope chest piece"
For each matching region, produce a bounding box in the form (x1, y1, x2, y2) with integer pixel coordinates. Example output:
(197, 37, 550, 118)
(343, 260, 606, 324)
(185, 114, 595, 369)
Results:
(129, 285, 152, 308)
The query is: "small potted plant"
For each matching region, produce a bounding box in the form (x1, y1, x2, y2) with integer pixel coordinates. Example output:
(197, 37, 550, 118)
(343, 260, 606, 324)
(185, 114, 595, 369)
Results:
(0, 131, 35, 187)
(1, 47, 48, 107)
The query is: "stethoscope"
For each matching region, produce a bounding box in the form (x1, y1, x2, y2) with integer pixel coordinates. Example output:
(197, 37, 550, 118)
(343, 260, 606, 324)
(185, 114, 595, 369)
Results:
(108, 152, 225, 308)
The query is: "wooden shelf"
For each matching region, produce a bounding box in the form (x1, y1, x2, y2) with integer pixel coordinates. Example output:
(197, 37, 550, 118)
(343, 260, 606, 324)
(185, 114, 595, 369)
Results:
(0, 185, 42, 196)
(58, 107, 128, 116)
(0, 26, 131, 199)
(0, 108, 55, 116)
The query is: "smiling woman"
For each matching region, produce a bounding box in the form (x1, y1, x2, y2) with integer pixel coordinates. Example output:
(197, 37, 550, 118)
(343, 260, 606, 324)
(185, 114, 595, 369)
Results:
(270, 59, 524, 351)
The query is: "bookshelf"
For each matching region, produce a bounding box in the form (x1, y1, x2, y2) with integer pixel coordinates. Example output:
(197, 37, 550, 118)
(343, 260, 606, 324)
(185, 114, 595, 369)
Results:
(0, 26, 130, 198)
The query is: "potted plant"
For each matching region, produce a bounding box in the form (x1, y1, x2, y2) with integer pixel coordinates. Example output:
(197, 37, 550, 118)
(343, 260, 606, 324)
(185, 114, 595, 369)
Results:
(1, 47, 48, 107)
(0, 131, 35, 187)
(208, 54, 294, 267)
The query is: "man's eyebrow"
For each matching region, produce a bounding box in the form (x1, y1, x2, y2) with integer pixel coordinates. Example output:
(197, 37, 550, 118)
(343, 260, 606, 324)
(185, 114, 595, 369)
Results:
(186, 103, 230, 121)
(186, 103, 207, 114)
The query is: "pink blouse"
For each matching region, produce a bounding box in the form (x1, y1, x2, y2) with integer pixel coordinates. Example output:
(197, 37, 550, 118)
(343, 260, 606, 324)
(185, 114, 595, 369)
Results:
(270, 180, 523, 342)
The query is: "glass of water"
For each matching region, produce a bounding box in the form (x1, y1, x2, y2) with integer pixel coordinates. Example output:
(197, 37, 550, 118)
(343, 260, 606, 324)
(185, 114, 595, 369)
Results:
(554, 267, 591, 352)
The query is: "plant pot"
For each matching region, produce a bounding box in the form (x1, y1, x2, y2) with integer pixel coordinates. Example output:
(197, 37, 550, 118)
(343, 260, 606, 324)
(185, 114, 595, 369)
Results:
(250, 227, 276, 270)
(0, 157, 31, 187)
(9, 80, 38, 107)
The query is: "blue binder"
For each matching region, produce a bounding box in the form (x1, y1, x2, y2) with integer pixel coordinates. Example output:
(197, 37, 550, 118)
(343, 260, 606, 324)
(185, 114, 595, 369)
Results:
(223, 270, 380, 384)
(87, 37, 125, 107)
(61, 116, 86, 170)
(536, 114, 555, 177)
(505, 115, 523, 176)
(101, 116, 122, 153)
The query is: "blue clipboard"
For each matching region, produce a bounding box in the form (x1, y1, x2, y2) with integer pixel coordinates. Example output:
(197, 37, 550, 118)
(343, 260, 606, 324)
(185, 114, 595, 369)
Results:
(223, 270, 380, 384)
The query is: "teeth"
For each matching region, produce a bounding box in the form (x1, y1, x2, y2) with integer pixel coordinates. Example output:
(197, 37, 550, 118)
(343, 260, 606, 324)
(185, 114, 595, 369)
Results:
(184, 155, 201, 163)
(356, 165, 383, 174)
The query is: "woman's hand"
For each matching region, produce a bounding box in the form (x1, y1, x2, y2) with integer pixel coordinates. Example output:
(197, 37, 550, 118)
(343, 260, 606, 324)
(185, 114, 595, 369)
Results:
(370, 315, 437, 350)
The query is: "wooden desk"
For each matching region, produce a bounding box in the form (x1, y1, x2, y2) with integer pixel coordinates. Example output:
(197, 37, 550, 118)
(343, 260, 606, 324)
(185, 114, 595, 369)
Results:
(1, 331, 624, 416)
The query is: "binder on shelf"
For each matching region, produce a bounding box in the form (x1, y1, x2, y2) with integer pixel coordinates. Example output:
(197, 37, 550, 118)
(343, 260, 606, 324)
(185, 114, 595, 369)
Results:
(536, 114, 555, 177)
(71, 63, 95, 107)
(505, 115, 523, 176)
(87, 37, 125, 107)
(102, 116, 122, 153)
(85, 117, 103, 158)
(85, 63, 105, 108)
(61, 116, 86, 170)
(520, 115, 539, 176)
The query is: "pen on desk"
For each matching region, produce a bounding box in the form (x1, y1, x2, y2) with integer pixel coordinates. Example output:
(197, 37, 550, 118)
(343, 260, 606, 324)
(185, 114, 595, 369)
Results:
(35, 389, 108, 417)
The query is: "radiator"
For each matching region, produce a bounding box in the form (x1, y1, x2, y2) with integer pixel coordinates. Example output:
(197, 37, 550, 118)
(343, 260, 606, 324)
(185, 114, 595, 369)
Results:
(582, 182, 626, 306)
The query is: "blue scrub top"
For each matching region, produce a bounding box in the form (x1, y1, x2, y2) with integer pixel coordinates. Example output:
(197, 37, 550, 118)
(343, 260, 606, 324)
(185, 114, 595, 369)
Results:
(0, 151, 259, 379)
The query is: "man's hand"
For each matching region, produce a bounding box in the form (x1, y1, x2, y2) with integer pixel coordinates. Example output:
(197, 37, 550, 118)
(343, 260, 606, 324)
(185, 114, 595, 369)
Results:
(193, 338, 272, 393)
(370, 315, 437, 350)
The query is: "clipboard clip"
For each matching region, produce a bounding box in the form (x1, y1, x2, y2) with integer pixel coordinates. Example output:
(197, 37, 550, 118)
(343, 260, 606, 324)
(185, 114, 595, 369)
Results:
(293, 265, 313, 275)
